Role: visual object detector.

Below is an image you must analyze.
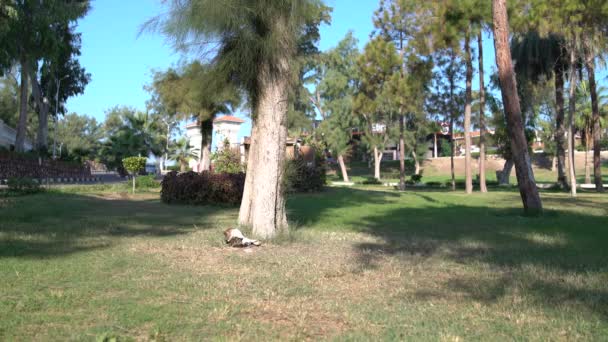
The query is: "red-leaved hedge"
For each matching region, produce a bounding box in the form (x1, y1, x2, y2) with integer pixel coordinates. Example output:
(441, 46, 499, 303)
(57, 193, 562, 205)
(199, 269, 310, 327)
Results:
(161, 171, 245, 206)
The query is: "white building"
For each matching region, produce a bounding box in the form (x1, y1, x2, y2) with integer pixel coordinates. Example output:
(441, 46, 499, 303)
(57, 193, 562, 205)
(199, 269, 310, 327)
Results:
(214, 115, 245, 150)
(185, 115, 245, 171)
(0, 118, 33, 151)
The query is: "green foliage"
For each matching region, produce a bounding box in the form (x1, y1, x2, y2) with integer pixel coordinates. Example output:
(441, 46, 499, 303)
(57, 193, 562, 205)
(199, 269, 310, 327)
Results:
(135, 175, 160, 189)
(283, 157, 326, 193)
(361, 177, 382, 185)
(6, 177, 41, 195)
(211, 141, 242, 174)
(122, 157, 147, 175)
(53, 113, 102, 162)
(100, 107, 162, 175)
(169, 137, 198, 172)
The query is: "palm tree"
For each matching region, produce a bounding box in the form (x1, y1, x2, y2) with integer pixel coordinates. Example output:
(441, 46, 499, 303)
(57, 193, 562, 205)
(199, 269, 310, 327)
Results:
(146, 0, 329, 238)
(511, 31, 569, 188)
(169, 138, 199, 172)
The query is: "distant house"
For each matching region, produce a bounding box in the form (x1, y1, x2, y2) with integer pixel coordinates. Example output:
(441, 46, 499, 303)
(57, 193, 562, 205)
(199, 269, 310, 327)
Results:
(0, 119, 33, 151)
(185, 115, 246, 171)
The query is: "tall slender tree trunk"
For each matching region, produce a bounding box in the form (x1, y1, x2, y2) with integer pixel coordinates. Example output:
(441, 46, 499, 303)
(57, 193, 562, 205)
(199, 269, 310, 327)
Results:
(398, 115, 406, 190)
(449, 117, 455, 191)
(338, 154, 349, 182)
(373, 146, 382, 180)
(584, 45, 604, 192)
(464, 29, 473, 194)
(566, 39, 578, 197)
(478, 31, 487, 193)
(238, 61, 289, 238)
(199, 120, 213, 171)
(554, 64, 568, 188)
(433, 133, 438, 158)
(492, 0, 543, 213)
(412, 151, 420, 175)
(584, 134, 591, 184)
(448, 53, 456, 191)
(15, 56, 29, 152)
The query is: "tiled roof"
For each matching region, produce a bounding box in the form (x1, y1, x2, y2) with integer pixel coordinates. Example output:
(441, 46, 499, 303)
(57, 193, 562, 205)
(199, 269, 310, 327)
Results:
(213, 115, 245, 123)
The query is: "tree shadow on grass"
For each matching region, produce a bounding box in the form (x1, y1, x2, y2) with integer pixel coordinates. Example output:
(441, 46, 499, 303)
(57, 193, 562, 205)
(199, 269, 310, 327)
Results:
(0, 192, 234, 259)
(349, 202, 607, 319)
(290, 187, 608, 320)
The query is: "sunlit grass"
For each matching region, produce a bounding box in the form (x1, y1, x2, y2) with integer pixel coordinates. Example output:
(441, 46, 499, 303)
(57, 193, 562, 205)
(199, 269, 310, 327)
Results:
(1, 187, 607, 340)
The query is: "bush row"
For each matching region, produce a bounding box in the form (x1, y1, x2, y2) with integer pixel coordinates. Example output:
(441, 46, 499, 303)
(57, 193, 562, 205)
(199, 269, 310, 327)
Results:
(161, 171, 245, 206)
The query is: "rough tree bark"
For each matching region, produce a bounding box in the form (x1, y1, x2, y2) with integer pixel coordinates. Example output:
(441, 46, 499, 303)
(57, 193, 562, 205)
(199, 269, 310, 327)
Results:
(15, 57, 29, 153)
(492, 0, 543, 213)
(237, 60, 289, 238)
(464, 29, 473, 194)
(554, 64, 568, 188)
(338, 154, 349, 182)
(478, 31, 488, 193)
(398, 114, 406, 190)
(566, 38, 577, 197)
(584, 45, 604, 192)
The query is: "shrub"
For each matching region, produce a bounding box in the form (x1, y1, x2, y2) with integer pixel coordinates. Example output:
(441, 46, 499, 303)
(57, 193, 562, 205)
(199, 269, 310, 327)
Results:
(135, 175, 160, 189)
(283, 156, 326, 193)
(7, 177, 42, 195)
(212, 141, 242, 174)
(161, 171, 245, 206)
(122, 156, 147, 193)
(361, 177, 382, 185)
(410, 174, 423, 183)
(425, 181, 443, 187)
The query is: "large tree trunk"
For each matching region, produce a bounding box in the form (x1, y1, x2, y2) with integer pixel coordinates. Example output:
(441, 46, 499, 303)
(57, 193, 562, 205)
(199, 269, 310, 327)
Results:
(338, 154, 349, 182)
(478, 31, 488, 193)
(499, 158, 514, 185)
(30, 70, 49, 153)
(464, 29, 473, 194)
(15, 57, 30, 153)
(373, 146, 382, 180)
(398, 115, 406, 190)
(584, 46, 604, 192)
(566, 40, 578, 197)
(554, 64, 568, 188)
(238, 62, 289, 238)
(238, 117, 259, 226)
(492, 0, 543, 213)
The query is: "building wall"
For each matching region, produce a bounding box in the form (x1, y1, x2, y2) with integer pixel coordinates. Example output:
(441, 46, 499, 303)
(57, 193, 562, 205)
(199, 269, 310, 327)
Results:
(186, 125, 203, 171)
(214, 122, 241, 149)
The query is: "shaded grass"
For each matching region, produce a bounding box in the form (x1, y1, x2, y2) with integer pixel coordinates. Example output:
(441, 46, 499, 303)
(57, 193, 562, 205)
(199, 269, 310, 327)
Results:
(1, 187, 607, 340)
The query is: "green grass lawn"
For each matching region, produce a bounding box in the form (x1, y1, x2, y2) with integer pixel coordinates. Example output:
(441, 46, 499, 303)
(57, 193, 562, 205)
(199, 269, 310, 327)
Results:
(1, 185, 607, 340)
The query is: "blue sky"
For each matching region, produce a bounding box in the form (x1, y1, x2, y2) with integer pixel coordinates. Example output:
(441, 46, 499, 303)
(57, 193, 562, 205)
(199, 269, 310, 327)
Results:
(66, 0, 379, 146)
(68, 1, 598, 148)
